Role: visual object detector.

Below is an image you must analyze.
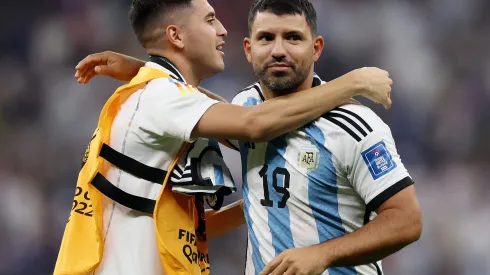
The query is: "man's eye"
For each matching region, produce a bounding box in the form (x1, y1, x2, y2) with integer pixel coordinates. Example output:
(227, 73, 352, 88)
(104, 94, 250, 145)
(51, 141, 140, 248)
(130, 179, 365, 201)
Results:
(288, 35, 301, 41)
(259, 35, 273, 41)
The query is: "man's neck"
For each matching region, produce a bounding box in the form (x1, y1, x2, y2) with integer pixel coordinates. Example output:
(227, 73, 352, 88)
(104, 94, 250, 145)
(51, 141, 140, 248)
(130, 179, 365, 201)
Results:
(148, 50, 201, 87)
(260, 73, 315, 101)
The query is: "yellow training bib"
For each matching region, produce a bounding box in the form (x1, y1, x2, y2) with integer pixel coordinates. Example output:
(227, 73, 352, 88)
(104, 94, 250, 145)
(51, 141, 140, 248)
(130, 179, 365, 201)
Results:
(54, 67, 210, 275)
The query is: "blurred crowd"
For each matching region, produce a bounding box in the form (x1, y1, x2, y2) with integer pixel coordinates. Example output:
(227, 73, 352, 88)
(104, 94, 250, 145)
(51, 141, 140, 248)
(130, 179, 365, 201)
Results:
(1, 0, 489, 274)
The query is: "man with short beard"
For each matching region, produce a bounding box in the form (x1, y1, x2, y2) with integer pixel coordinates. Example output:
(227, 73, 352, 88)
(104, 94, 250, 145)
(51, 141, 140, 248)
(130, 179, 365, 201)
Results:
(233, 1, 421, 275)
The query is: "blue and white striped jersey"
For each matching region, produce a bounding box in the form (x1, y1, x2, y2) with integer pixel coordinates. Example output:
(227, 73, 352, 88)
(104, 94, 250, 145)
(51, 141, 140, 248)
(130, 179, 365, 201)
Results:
(231, 76, 413, 275)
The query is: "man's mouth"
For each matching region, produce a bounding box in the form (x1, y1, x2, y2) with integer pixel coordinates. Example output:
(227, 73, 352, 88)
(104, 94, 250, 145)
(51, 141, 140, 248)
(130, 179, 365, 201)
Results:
(216, 42, 225, 56)
(268, 63, 290, 68)
(268, 63, 292, 72)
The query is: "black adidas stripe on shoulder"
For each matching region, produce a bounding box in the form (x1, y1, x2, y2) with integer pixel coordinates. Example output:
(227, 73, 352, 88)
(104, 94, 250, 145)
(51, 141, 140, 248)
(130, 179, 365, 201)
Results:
(322, 107, 373, 142)
(334, 107, 373, 132)
(322, 116, 363, 142)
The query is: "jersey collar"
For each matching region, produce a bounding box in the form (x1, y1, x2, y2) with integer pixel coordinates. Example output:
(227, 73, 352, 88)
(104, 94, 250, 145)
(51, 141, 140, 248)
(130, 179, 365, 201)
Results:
(148, 55, 187, 83)
(312, 73, 322, 87)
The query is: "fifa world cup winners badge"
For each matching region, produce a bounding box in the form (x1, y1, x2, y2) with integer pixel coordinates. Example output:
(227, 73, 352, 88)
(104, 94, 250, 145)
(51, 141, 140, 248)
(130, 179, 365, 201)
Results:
(362, 141, 397, 180)
(298, 145, 320, 172)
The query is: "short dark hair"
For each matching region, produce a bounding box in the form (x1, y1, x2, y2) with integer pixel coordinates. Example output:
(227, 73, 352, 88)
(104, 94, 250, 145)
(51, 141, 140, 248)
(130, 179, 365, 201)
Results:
(248, 0, 317, 36)
(129, 0, 193, 46)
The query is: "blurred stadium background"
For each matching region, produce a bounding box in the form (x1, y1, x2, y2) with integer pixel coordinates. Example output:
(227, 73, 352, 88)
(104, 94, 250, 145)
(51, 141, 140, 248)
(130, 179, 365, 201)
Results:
(1, 0, 489, 274)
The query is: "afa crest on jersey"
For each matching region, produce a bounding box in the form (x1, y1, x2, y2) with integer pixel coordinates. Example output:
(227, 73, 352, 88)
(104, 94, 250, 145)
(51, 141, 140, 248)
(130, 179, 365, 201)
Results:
(298, 145, 320, 172)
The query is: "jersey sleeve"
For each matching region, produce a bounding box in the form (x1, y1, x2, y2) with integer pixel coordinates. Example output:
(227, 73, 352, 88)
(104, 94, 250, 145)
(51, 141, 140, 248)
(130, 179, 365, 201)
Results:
(346, 115, 413, 211)
(137, 78, 220, 142)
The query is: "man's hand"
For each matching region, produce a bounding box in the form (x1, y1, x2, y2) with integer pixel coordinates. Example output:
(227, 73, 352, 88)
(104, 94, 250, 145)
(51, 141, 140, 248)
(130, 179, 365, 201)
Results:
(348, 67, 393, 110)
(75, 51, 145, 83)
(205, 200, 245, 240)
(260, 247, 329, 275)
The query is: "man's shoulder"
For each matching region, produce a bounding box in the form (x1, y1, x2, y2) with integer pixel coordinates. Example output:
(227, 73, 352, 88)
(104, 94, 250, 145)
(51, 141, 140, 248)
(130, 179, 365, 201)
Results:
(231, 82, 264, 105)
(145, 77, 199, 97)
(323, 103, 386, 126)
(132, 77, 207, 117)
(314, 103, 389, 144)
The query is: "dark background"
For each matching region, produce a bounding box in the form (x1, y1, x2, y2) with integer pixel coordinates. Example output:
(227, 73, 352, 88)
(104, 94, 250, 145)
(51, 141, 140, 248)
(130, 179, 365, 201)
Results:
(1, 0, 489, 274)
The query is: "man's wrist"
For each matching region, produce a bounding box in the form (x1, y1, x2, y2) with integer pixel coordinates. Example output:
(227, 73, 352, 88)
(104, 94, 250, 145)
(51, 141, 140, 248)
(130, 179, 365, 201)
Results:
(133, 59, 146, 72)
(316, 241, 336, 269)
(345, 68, 370, 97)
(333, 72, 363, 98)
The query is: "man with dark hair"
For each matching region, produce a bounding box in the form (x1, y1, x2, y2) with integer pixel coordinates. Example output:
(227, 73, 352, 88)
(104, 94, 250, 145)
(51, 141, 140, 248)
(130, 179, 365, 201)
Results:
(61, 0, 394, 274)
(129, 0, 195, 47)
(239, 1, 421, 274)
(248, 0, 318, 36)
(245, 0, 319, 95)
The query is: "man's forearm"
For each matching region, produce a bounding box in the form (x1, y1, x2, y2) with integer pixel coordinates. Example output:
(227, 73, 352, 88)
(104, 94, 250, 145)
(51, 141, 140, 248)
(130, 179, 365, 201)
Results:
(247, 75, 360, 142)
(318, 207, 422, 267)
(205, 200, 245, 240)
(197, 87, 229, 103)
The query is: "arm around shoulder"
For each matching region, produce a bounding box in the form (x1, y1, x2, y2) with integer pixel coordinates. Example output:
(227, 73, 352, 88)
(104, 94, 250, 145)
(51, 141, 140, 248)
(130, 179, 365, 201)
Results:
(191, 67, 395, 142)
(192, 76, 360, 142)
(191, 103, 272, 142)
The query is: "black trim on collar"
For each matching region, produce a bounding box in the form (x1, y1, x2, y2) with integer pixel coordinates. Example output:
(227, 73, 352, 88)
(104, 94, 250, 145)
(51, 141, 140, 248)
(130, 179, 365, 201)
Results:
(312, 75, 322, 87)
(148, 55, 185, 83)
(232, 82, 262, 103)
(253, 84, 265, 101)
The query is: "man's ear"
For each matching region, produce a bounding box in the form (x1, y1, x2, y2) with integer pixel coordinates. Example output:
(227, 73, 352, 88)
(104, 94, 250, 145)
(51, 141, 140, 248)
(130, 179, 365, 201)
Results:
(313, 36, 324, 62)
(166, 25, 185, 49)
(243, 37, 252, 63)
